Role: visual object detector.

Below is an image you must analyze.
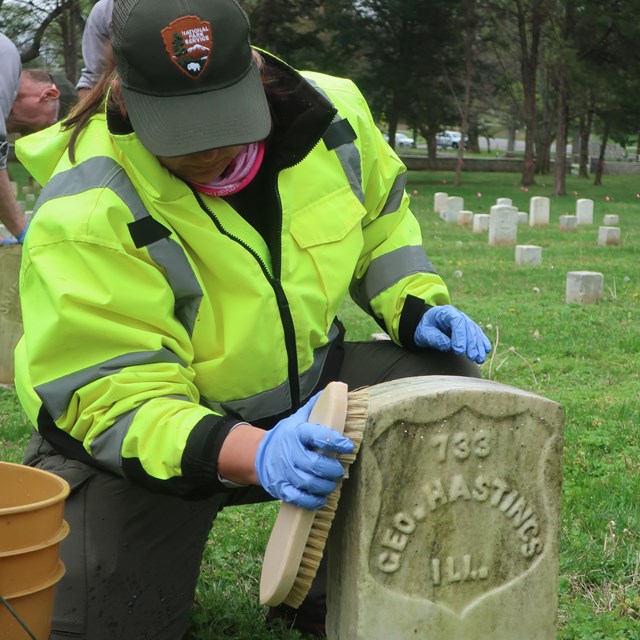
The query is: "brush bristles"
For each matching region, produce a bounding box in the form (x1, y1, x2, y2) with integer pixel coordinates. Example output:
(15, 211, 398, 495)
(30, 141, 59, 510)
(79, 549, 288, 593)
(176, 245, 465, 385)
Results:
(283, 388, 369, 608)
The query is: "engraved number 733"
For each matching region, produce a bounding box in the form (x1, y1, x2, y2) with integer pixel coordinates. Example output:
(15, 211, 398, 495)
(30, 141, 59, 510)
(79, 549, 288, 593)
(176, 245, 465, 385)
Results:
(431, 430, 491, 462)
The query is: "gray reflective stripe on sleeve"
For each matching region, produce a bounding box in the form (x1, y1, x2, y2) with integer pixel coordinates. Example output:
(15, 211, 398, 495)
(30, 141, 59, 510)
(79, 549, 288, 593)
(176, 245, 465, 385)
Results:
(143, 235, 202, 337)
(200, 322, 341, 422)
(88, 405, 139, 476)
(359, 245, 436, 303)
(34, 156, 133, 215)
(334, 139, 364, 204)
(34, 156, 203, 337)
(306, 78, 364, 204)
(89, 394, 189, 475)
(35, 348, 186, 421)
(378, 172, 407, 217)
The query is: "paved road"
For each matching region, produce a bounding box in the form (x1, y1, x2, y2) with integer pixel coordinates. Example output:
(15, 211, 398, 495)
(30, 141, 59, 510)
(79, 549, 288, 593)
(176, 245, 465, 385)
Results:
(415, 138, 540, 153)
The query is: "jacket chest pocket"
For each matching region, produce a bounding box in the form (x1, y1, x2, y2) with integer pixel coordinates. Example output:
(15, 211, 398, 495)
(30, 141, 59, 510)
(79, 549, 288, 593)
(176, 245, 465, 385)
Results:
(289, 186, 365, 328)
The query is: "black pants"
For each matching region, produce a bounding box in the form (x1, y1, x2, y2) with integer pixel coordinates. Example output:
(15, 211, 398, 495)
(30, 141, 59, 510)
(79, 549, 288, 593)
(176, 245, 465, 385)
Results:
(23, 341, 480, 639)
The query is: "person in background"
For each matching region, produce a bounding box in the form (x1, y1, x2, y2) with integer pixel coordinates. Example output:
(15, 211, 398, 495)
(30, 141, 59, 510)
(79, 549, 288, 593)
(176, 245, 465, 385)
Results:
(1, 33, 78, 244)
(15, 0, 491, 637)
(76, 0, 114, 98)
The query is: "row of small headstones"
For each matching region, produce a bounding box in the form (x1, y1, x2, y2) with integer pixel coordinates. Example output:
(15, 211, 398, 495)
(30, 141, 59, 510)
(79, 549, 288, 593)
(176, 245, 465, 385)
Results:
(435, 194, 616, 305)
(435, 193, 622, 247)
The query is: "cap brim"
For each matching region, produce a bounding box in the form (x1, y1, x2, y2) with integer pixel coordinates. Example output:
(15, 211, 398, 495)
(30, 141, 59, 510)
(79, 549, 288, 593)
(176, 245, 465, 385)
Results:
(121, 59, 271, 157)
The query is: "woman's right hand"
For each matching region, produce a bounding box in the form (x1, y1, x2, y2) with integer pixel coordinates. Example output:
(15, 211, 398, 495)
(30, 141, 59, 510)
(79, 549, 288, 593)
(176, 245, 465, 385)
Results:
(254, 393, 354, 510)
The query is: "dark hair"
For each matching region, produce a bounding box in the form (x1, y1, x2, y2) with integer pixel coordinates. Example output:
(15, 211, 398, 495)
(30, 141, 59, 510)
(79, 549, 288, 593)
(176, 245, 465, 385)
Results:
(62, 46, 118, 164)
(22, 68, 56, 85)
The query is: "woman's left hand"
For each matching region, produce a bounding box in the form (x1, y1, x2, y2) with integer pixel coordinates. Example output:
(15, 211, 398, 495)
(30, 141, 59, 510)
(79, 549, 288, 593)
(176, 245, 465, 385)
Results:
(414, 305, 492, 364)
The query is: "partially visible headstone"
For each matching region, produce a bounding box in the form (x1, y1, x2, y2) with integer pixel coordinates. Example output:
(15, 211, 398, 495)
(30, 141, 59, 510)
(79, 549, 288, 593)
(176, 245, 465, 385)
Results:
(9, 181, 18, 197)
(529, 197, 550, 227)
(566, 271, 604, 303)
(517, 212, 528, 225)
(496, 197, 512, 206)
(327, 376, 563, 640)
(458, 211, 473, 227)
(0, 224, 12, 239)
(472, 214, 490, 234)
(559, 215, 578, 232)
(488, 205, 517, 246)
(434, 192, 449, 215)
(0, 245, 23, 385)
(25, 193, 35, 203)
(445, 196, 464, 223)
(515, 245, 542, 266)
(575, 199, 594, 225)
(603, 214, 619, 225)
(598, 226, 621, 246)
(371, 332, 392, 341)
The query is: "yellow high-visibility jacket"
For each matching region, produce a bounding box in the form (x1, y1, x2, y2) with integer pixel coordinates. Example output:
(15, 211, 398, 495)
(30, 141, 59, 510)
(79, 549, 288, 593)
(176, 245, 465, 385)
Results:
(15, 55, 450, 496)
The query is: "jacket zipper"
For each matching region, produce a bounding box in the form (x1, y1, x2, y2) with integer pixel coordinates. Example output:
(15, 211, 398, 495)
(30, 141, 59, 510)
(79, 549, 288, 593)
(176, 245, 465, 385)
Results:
(193, 190, 301, 410)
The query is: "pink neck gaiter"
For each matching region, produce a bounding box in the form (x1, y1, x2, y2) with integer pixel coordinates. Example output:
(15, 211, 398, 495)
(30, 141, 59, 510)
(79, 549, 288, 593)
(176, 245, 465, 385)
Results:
(190, 141, 265, 197)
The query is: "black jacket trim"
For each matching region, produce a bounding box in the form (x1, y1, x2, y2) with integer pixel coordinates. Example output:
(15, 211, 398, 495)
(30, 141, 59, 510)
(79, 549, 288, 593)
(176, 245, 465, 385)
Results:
(323, 118, 357, 151)
(128, 216, 171, 248)
(180, 414, 244, 495)
(399, 294, 432, 351)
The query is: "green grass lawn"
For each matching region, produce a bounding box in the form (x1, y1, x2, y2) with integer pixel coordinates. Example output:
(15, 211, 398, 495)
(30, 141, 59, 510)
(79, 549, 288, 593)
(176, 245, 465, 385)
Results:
(1, 169, 639, 638)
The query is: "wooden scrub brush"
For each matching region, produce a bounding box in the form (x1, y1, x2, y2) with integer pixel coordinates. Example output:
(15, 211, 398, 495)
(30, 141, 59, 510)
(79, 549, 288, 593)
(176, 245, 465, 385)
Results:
(259, 381, 368, 608)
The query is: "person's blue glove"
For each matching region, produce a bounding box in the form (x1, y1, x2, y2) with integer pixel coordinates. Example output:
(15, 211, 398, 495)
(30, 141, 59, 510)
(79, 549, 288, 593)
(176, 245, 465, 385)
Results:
(255, 393, 355, 510)
(15, 222, 29, 244)
(0, 236, 18, 246)
(414, 305, 492, 364)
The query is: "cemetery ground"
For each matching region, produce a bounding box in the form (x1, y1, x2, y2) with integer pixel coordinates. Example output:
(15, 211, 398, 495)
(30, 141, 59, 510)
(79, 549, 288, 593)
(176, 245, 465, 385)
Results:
(1, 169, 639, 639)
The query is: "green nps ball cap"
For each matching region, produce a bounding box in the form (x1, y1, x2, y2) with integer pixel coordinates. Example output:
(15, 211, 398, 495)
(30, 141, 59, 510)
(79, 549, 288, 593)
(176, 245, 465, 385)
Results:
(111, 0, 271, 157)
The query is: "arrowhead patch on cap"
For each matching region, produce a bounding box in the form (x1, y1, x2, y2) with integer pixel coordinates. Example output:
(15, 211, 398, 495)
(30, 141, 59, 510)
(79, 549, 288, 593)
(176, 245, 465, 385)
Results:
(161, 16, 213, 79)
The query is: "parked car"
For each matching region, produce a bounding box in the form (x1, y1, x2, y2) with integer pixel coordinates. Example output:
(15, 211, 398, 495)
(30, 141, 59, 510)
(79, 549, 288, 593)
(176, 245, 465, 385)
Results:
(436, 130, 468, 149)
(383, 132, 415, 148)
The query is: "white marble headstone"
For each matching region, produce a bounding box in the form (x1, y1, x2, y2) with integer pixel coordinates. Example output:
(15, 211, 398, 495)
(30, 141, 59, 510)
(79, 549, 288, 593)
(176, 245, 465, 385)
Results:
(566, 271, 604, 303)
(458, 211, 473, 227)
(515, 245, 542, 266)
(559, 215, 578, 231)
(472, 214, 490, 234)
(434, 192, 449, 215)
(575, 199, 594, 225)
(598, 227, 621, 246)
(445, 196, 464, 223)
(529, 197, 550, 227)
(328, 377, 563, 640)
(488, 205, 518, 246)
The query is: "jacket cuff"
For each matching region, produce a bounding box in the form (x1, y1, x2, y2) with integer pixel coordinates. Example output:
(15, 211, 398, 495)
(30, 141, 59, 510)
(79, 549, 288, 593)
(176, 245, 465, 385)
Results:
(181, 414, 245, 493)
(398, 294, 432, 351)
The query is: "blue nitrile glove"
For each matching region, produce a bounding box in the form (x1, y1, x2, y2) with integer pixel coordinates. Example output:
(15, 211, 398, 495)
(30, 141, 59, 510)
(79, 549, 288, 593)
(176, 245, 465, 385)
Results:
(414, 305, 492, 364)
(255, 392, 355, 510)
(15, 222, 29, 244)
(0, 236, 18, 246)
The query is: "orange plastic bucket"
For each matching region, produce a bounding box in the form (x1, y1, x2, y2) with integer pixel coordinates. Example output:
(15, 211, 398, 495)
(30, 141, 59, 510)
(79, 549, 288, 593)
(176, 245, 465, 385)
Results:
(0, 461, 70, 551)
(0, 562, 65, 639)
(0, 521, 69, 595)
(0, 461, 70, 639)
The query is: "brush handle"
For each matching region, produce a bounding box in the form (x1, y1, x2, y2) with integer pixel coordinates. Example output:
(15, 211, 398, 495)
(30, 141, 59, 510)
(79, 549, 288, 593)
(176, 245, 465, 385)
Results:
(259, 381, 348, 606)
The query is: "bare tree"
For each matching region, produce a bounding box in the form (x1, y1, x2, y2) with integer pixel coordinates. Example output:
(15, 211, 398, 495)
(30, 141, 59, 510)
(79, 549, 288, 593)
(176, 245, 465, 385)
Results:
(1, 0, 89, 81)
(454, 0, 476, 187)
(513, 0, 553, 186)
